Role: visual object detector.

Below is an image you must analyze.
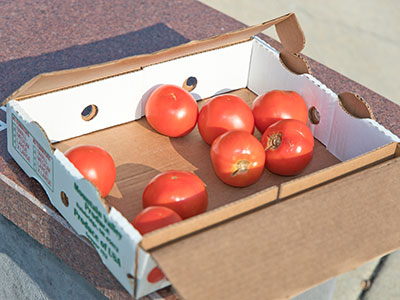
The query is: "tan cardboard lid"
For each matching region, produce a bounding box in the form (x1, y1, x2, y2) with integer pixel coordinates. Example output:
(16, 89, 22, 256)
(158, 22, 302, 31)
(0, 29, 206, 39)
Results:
(149, 156, 400, 300)
(4, 13, 306, 104)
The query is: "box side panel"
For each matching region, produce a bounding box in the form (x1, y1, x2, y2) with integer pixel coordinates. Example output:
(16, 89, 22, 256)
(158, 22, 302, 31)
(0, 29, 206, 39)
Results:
(17, 71, 145, 143)
(135, 247, 171, 298)
(150, 156, 400, 300)
(16, 41, 253, 143)
(141, 186, 278, 251)
(6, 101, 143, 296)
(279, 142, 398, 198)
(327, 106, 400, 160)
(248, 38, 400, 161)
(141, 40, 253, 103)
(7, 101, 56, 192)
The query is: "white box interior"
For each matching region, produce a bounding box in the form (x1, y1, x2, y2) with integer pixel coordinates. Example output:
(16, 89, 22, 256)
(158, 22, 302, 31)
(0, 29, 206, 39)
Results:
(18, 41, 253, 143)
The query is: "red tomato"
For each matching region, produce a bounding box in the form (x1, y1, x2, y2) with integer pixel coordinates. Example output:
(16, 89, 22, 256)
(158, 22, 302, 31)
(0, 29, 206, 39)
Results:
(252, 90, 308, 133)
(65, 145, 116, 197)
(261, 119, 314, 175)
(143, 171, 208, 219)
(210, 130, 265, 187)
(131, 206, 182, 235)
(145, 84, 198, 137)
(198, 94, 255, 144)
(147, 267, 165, 284)
(131, 206, 182, 284)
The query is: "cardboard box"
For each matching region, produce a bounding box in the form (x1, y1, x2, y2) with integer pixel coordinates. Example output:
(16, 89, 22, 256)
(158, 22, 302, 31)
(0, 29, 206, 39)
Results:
(3, 13, 400, 299)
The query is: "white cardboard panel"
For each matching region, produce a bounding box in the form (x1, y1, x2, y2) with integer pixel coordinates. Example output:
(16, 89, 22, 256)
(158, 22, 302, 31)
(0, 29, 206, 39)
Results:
(328, 105, 400, 160)
(247, 39, 309, 95)
(136, 247, 170, 298)
(301, 74, 338, 147)
(18, 71, 145, 143)
(17, 40, 253, 143)
(141, 40, 253, 108)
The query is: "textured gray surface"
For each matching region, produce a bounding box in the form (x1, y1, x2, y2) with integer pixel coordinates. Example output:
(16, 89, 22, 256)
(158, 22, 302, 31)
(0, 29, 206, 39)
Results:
(0, 214, 106, 300)
(332, 258, 380, 300)
(292, 279, 336, 300)
(365, 252, 400, 300)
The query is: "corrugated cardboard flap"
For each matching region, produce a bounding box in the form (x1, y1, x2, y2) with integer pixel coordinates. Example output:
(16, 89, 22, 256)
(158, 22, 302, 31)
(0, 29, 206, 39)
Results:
(3, 13, 305, 103)
(149, 156, 400, 300)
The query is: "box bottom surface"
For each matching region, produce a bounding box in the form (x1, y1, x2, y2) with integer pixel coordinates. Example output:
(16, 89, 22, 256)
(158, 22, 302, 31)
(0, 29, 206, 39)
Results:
(54, 88, 340, 223)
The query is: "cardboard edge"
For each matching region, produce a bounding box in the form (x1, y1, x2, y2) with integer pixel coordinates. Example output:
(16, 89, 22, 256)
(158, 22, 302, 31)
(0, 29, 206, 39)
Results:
(276, 13, 310, 75)
(279, 142, 398, 198)
(4, 65, 144, 104)
(141, 143, 399, 251)
(32, 120, 56, 153)
(275, 12, 305, 53)
(338, 92, 375, 120)
(279, 51, 311, 75)
(149, 156, 400, 300)
(140, 186, 279, 251)
(1, 73, 43, 106)
(5, 13, 306, 102)
(6, 101, 55, 154)
(133, 245, 140, 298)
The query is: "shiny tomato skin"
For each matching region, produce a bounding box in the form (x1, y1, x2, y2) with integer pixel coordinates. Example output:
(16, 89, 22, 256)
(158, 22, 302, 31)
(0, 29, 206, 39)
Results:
(131, 206, 182, 284)
(143, 171, 208, 219)
(131, 206, 182, 235)
(210, 130, 265, 187)
(147, 267, 165, 284)
(64, 145, 116, 197)
(145, 84, 198, 137)
(252, 90, 308, 133)
(198, 94, 255, 144)
(261, 119, 314, 175)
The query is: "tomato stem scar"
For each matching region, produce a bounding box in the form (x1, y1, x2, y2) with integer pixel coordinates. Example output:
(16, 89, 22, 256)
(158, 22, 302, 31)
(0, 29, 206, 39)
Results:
(170, 93, 177, 100)
(265, 132, 282, 150)
(231, 159, 251, 176)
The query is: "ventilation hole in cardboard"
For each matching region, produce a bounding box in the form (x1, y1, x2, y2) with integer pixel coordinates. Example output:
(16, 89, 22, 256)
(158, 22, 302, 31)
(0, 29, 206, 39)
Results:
(279, 51, 311, 75)
(182, 76, 197, 92)
(309, 106, 320, 124)
(81, 104, 98, 121)
(60, 191, 69, 207)
(338, 93, 375, 120)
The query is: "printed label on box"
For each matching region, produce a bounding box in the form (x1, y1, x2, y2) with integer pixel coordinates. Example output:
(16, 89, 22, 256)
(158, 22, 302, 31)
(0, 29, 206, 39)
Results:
(11, 114, 54, 191)
(73, 182, 122, 268)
